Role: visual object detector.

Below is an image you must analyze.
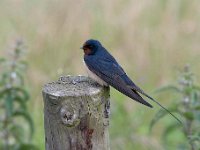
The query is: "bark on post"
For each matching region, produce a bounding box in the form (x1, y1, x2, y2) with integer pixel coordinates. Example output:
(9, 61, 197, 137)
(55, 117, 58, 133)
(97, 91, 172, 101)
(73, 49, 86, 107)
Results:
(42, 76, 110, 150)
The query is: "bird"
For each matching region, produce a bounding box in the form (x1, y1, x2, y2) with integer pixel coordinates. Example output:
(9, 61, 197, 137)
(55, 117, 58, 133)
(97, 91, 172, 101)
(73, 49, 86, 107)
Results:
(81, 39, 181, 123)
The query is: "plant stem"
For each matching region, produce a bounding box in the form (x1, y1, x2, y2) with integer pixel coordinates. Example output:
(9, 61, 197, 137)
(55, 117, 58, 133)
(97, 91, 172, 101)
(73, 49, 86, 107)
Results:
(183, 95, 195, 150)
(185, 120, 195, 150)
(3, 112, 9, 150)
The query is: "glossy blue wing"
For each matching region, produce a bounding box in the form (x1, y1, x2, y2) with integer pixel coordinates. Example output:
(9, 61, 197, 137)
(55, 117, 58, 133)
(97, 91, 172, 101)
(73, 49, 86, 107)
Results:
(84, 55, 153, 108)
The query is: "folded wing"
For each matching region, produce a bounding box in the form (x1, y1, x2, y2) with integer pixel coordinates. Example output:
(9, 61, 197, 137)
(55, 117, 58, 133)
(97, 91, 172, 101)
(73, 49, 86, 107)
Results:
(84, 54, 153, 108)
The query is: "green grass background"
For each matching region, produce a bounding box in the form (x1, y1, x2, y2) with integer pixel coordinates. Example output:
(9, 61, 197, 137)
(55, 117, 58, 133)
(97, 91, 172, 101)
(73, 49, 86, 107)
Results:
(0, 0, 200, 149)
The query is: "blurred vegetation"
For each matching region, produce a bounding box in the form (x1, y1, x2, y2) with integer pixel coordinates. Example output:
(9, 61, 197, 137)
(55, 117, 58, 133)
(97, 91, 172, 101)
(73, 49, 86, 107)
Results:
(150, 65, 200, 150)
(0, 40, 37, 150)
(0, 0, 200, 150)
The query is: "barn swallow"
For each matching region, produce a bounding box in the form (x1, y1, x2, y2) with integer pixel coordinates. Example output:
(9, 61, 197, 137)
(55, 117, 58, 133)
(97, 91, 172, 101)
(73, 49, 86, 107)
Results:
(81, 39, 181, 123)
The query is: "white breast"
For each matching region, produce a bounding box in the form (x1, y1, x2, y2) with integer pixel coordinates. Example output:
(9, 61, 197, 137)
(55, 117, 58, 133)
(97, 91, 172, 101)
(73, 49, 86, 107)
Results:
(83, 61, 108, 86)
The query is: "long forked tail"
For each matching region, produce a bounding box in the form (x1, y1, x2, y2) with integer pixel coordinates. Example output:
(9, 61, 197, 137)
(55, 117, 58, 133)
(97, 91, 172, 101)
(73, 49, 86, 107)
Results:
(129, 85, 182, 124)
(144, 93, 182, 124)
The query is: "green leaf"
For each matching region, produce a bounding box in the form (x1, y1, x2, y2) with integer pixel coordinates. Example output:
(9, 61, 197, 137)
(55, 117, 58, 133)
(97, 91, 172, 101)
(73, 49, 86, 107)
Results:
(14, 143, 39, 150)
(162, 122, 180, 142)
(14, 87, 30, 101)
(183, 111, 194, 120)
(13, 110, 34, 139)
(14, 95, 27, 110)
(149, 109, 168, 132)
(154, 85, 181, 93)
(193, 105, 200, 110)
(5, 94, 14, 117)
(149, 106, 178, 132)
(1, 72, 10, 84)
(0, 87, 29, 103)
(0, 88, 8, 99)
(10, 124, 24, 143)
(191, 91, 199, 104)
(188, 135, 200, 142)
(183, 86, 193, 95)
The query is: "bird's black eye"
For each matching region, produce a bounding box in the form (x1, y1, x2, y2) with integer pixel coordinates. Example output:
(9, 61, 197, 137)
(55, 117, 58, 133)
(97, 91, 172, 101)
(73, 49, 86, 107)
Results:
(88, 45, 93, 48)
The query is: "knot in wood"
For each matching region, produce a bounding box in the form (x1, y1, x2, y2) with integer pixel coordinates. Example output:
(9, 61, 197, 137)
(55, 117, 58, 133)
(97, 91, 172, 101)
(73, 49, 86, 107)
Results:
(43, 76, 111, 150)
(60, 105, 80, 127)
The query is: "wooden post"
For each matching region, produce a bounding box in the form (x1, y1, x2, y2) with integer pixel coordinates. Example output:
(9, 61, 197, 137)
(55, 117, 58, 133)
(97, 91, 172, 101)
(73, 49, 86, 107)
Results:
(42, 76, 110, 150)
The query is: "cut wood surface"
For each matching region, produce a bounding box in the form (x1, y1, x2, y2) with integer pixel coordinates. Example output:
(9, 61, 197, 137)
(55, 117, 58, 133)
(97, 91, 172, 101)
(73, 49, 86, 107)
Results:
(42, 76, 110, 150)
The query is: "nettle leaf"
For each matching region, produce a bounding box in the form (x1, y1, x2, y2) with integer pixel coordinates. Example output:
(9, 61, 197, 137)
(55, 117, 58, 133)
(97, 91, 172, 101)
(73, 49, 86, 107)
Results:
(162, 122, 180, 142)
(0, 87, 29, 106)
(2, 72, 10, 80)
(14, 96, 27, 110)
(154, 85, 181, 94)
(10, 124, 24, 143)
(183, 111, 194, 120)
(0, 87, 14, 100)
(187, 135, 200, 150)
(150, 106, 178, 132)
(191, 91, 199, 104)
(150, 109, 167, 132)
(188, 135, 200, 142)
(0, 41, 37, 148)
(14, 143, 39, 150)
(13, 110, 34, 139)
(193, 105, 200, 111)
(0, 88, 7, 99)
(1, 72, 12, 85)
(14, 87, 30, 101)
(5, 94, 14, 117)
(183, 87, 193, 95)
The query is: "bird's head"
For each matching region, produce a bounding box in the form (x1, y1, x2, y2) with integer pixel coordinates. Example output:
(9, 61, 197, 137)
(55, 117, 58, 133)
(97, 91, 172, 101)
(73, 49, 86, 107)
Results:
(81, 39, 102, 55)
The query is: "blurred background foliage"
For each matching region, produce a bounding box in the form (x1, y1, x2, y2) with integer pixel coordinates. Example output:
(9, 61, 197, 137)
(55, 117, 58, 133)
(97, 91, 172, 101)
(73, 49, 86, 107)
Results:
(0, 40, 38, 150)
(0, 0, 200, 150)
(150, 65, 200, 150)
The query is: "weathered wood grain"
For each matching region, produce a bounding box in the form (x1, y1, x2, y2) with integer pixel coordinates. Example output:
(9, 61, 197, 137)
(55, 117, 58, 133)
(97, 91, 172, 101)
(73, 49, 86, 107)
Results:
(42, 76, 110, 150)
